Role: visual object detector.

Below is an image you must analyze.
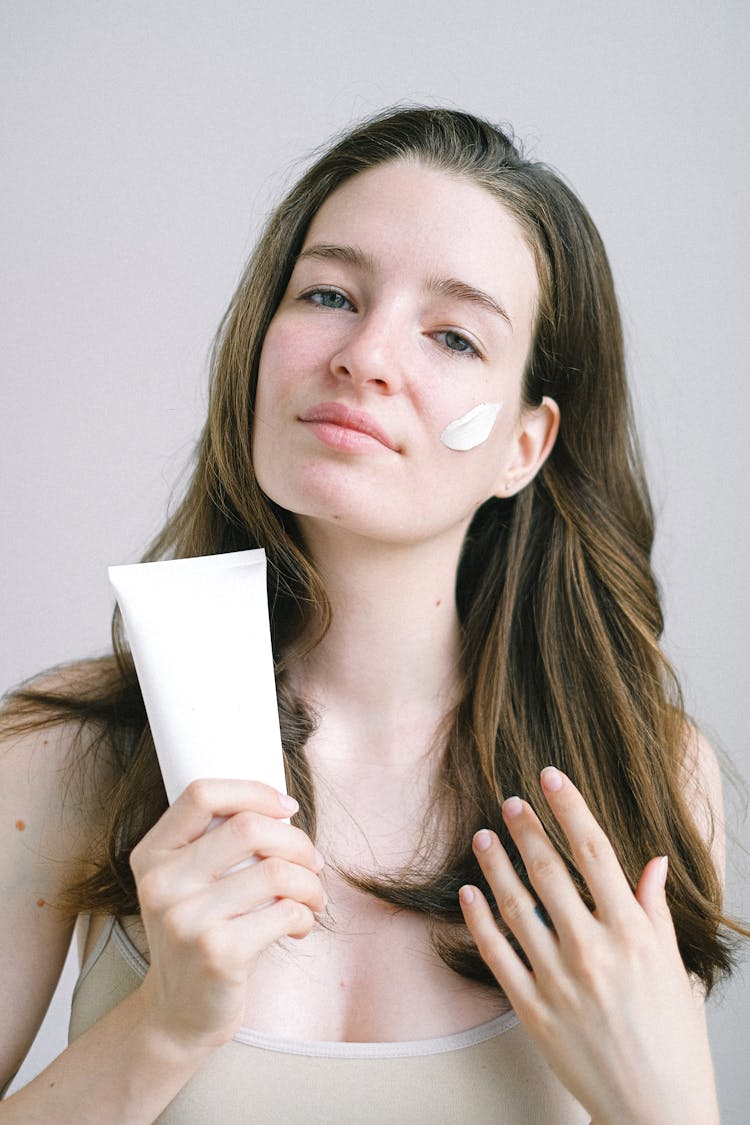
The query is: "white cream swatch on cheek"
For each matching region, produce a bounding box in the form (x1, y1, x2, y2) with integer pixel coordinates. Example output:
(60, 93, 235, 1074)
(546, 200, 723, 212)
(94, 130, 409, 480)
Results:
(440, 402, 503, 451)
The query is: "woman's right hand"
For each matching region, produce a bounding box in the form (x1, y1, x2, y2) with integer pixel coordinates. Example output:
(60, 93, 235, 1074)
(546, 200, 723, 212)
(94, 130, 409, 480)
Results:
(129, 778, 324, 1052)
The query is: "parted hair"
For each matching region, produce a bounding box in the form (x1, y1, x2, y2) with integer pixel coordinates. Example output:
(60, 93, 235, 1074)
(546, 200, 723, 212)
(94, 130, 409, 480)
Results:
(3, 106, 739, 992)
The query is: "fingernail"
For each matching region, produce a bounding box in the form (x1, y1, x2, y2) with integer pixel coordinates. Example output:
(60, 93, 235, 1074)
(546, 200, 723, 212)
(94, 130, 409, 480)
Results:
(474, 829, 492, 852)
(541, 766, 563, 793)
(503, 796, 523, 818)
(657, 855, 668, 887)
(459, 885, 475, 905)
(279, 792, 299, 813)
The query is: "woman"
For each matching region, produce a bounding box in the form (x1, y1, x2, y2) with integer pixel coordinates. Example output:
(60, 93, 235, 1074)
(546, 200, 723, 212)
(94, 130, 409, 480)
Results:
(1, 107, 740, 1122)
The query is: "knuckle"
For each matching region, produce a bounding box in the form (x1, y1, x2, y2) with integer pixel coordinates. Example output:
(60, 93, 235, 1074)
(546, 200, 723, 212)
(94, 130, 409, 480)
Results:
(577, 831, 608, 865)
(475, 926, 504, 965)
(291, 824, 316, 854)
(565, 928, 594, 968)
(297, 835, 323, 870)
(260, 855, 288, 887)
(136, 867, 170, 912)
(565, 938, 614, 998)
(526, 853, 558, 885)
(620, 918, 652, 960)
(183, 778, 213, 812)
(568, 943, 597, 985)
(279, 899, 314, 935)
(266, 859, 320, 905)
(228, 810, 260, 844)
(498, 890, 526, 925)
(162, 903, 195, 947)
(476, 939, 499, 972)
(193, 927, 226, 973)
(307, 876, 325, 911)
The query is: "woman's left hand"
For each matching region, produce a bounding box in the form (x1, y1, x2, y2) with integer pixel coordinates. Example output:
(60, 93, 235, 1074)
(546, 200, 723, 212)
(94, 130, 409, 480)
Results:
(459, 766, 720, 1125)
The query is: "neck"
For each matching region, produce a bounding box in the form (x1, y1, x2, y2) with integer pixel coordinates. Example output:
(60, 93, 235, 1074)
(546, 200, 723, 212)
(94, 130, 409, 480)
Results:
(290, 522, 467, 732)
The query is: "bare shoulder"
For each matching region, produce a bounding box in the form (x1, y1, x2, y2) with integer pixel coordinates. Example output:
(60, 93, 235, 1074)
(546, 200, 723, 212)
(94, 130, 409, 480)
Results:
(1, 661, 118, 850)
(679, 721, 726, 887)
(0, 662, 117, 1090)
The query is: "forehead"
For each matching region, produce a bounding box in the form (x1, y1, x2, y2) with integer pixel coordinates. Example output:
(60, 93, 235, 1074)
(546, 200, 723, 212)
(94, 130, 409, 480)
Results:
(301, 160, 539, 327)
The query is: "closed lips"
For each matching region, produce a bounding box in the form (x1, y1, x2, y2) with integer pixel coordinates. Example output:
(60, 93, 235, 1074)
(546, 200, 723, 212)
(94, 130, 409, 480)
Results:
(299, 403, 400, 452)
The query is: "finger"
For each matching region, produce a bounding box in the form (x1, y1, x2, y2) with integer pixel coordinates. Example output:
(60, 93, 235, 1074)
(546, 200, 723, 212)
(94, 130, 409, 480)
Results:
(137, 778, 298, 854)
(471, 829, 558, 969)
(500, 795, 596, 945)
(459, 884, 537, 1014)
(635, 855, 679, 945)
(539, 766, 636, 922)
(224, 897, 318, 960)
(153, 857, 325, 950)
(183, 898, 318, 979)
(193, 855, 326, 921)
(183, 813, 323, 881)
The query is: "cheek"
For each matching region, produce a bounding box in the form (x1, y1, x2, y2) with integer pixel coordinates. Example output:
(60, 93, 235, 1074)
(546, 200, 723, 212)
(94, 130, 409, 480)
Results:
(439, 401, 504, 451)
(257, 321, 296, 390)
(255, 321, 312, 422)
(260, 313, 339, 380)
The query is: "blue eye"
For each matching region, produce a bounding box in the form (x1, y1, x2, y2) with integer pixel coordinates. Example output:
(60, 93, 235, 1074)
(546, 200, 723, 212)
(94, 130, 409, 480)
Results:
(436, 330, 480, 358)
(303, 288, 354, 311)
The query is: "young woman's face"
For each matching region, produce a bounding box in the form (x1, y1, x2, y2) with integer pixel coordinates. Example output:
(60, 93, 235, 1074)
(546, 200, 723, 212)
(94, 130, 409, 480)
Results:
(253, 160, 555, 549)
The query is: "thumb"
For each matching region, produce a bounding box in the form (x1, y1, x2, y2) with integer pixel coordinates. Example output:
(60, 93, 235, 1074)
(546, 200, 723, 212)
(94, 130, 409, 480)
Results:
(635, 855, 676, 939)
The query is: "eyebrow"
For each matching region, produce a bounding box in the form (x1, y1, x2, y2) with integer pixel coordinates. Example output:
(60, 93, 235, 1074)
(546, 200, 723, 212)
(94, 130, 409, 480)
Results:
(424, 276, 513, 332)
(297, 243, 377, 271)
(295, 243, 514, 332)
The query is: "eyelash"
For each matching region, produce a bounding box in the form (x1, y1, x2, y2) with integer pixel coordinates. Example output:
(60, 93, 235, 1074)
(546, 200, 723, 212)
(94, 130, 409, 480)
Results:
(434, 329, 481, 360)
(299, 287, 483, 360)
(302, 287, 355, 312)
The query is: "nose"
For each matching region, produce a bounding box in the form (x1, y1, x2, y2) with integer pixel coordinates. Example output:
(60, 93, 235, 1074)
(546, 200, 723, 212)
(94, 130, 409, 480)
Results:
(329, 309, 406, 394)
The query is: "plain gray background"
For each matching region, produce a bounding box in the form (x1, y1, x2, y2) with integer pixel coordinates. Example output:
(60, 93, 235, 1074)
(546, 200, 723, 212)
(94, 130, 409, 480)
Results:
(2, 0, 748, 1117)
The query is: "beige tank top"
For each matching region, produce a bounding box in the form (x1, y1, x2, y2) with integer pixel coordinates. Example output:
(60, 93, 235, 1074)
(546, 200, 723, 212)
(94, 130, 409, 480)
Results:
(69, 917, 588, 1124)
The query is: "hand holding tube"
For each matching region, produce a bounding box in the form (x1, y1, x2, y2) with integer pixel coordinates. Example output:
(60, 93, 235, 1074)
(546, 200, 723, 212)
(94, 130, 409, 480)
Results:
(130, 778, 325, 1052)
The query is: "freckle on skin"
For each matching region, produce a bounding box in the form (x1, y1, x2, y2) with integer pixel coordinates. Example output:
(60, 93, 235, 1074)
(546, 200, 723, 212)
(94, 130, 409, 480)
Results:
(339, 979, 346, 990)
(435, 599, 442, 607)
(37, 899, 46, 908)
(15, 820, 26, 831)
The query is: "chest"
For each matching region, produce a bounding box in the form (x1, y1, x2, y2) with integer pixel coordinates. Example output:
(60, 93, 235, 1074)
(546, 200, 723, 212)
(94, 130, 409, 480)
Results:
(241, 872, 509, 1042)
(106, 724, 506, 1042)
(105, 874, 508, 1045)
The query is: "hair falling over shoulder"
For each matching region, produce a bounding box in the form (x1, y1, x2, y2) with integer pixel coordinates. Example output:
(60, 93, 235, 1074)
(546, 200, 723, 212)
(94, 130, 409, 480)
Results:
(3, 106, 745, 995)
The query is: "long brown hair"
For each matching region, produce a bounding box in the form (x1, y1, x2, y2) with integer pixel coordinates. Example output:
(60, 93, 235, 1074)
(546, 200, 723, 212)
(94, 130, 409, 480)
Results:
(3, 106, 741, 992)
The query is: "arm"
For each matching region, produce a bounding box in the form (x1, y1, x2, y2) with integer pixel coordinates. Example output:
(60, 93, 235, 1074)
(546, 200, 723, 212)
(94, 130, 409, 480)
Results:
(0, 708, 209, 1121)
(459, 742, 725, 1125)
(1, 986, 217, 1125)
(0, 717, 103, 1098)
(0, 712, 190, 1122)
(1, 695, 324, 1123)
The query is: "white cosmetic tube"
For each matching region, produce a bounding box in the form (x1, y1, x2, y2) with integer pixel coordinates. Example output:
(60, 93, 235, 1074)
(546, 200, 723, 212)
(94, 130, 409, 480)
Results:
(108, 549, 287, 805)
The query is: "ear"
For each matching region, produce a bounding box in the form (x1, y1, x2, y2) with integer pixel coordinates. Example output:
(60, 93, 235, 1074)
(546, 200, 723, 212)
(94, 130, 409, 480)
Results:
(495, 396, 559, 498)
